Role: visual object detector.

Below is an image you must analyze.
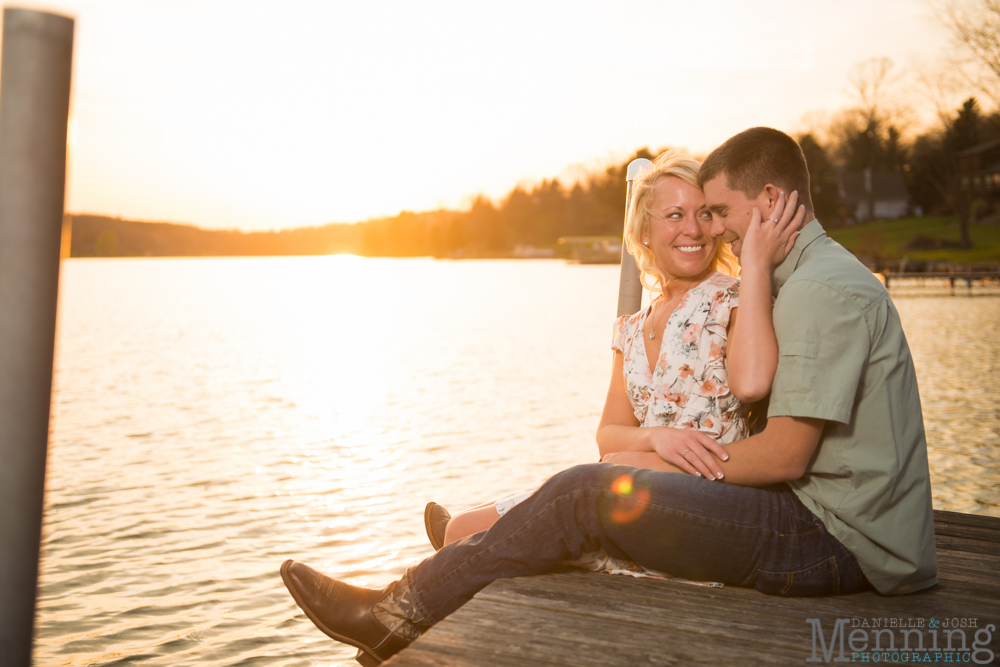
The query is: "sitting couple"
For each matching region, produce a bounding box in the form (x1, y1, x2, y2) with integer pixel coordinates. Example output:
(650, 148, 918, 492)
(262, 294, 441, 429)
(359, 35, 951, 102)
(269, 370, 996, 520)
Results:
(280, 127, 938, 667)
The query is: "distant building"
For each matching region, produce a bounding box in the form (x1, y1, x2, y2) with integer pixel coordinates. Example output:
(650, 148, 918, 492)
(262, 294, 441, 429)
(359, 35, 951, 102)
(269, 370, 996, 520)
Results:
(839, 170, 910, 223)
(557, 236, 621, 264)
(511, 244, 557, 259)
(956, 140, 1000, 202)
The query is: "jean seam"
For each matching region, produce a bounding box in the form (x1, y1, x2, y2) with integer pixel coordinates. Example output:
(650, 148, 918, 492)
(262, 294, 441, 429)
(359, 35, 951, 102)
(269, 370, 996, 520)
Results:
(755, 555, 840, 596)
(409, 482, 603, 624)
(640, 498, 822, 542)
(404, 568, 436, 626)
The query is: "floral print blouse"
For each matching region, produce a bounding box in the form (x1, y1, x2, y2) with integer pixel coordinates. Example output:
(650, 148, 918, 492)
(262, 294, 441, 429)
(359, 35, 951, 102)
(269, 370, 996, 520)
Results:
(611, 271, 748, 445)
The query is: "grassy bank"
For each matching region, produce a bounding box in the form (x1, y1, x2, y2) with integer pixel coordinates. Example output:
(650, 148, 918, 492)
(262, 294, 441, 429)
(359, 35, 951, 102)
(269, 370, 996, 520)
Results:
(826, 217, 1000, 266)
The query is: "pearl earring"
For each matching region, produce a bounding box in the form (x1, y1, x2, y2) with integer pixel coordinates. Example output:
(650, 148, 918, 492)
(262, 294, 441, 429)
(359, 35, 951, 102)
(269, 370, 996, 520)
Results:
(643, 240, 649, 246)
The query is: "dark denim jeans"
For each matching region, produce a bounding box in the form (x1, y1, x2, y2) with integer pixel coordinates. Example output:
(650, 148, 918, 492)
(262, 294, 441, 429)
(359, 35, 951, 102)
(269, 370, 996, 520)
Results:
(406, 463, 867, 624)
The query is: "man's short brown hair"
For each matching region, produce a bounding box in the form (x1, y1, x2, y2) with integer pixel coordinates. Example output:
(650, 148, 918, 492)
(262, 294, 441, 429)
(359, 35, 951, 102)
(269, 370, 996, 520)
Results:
(698, 127, 813, 210)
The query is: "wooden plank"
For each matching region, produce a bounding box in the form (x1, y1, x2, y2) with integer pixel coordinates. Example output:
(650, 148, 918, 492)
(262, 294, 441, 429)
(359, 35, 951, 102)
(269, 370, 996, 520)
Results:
(936, 532, 1000, 557)
(934, 509, 1000, 528)
(476, 578, 821, 650)
(385, 512, 1000, 666)
(491, 571, 999, 622)
(394, 598, 811, 666)
(389, 573, 1000, 666)
(934, 522, 1000, 544)
(934, 510, 1000, 540)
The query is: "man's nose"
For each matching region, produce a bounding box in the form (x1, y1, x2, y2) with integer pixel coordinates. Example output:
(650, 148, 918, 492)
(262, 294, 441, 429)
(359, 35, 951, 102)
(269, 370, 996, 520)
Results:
(707, 216, 724, 237)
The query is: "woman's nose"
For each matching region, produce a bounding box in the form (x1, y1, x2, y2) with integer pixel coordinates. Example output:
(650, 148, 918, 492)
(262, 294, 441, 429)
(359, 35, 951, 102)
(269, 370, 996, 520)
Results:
(682, 214, 704, 238)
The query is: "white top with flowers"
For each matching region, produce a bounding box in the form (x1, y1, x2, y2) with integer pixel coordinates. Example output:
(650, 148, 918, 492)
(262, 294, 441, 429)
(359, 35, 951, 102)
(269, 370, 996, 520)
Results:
(611, 271, 748, 445)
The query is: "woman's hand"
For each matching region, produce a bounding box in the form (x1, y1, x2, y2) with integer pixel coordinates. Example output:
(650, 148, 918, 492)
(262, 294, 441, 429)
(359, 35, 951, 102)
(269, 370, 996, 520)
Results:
(740, 190, 806, 274)
(645, 426, 729, 479)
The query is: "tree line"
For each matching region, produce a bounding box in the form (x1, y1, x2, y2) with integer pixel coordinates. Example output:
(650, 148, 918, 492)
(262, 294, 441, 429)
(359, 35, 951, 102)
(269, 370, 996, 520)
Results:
(69, 152, 655, 258)
(72, 1, 1000, 259)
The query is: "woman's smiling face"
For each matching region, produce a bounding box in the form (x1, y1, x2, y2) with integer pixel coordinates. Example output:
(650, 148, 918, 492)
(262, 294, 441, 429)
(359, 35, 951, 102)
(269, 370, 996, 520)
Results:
(644, 176, 718, 281)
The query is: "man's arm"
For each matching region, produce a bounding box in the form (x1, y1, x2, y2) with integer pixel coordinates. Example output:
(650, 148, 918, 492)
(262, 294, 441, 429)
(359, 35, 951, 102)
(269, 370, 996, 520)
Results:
(604, 416, 823, 486)
(716, 416, 824, 486)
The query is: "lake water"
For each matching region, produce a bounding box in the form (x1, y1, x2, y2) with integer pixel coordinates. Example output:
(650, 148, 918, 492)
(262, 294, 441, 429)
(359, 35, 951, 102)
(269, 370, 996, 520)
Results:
(36, 257, 1000, 667)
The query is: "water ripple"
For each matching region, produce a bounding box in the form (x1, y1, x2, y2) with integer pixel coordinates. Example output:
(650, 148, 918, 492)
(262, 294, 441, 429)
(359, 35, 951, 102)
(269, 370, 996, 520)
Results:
(36, 258, 1000, 666)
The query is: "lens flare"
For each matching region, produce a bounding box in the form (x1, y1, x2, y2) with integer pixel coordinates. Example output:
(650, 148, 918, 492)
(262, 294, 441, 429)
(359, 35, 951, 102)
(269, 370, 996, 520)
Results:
(611, 474, 633, 495)
(609, 473, 649, 524)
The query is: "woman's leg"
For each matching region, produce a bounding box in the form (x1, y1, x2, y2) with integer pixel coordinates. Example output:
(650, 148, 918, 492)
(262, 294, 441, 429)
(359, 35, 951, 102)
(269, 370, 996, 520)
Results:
(443, 505, 500, 546)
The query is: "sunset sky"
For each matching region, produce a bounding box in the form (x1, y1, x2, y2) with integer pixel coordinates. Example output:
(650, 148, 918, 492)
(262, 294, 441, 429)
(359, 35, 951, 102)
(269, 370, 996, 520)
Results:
(1, 0, 960, 231)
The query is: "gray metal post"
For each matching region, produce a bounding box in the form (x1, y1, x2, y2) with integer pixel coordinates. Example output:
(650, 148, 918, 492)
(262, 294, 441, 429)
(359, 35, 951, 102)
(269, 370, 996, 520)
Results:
(616, 158, 652, 317)
(0, 9, 75, 666)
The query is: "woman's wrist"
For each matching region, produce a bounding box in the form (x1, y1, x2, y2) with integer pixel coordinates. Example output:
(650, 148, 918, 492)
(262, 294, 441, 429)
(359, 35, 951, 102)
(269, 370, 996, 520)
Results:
(739, 261, 771, 280)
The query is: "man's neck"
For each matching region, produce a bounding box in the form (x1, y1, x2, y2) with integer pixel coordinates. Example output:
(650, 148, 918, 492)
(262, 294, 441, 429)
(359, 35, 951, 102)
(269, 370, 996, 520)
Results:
(771, 219, 824, 297)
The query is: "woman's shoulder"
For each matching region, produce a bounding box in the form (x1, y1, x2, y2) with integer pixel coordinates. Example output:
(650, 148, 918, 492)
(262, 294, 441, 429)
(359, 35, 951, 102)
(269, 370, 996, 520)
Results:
(688, 271, 740, 315)
(612, 308, 647, 349)
(702, 270, 740, 291)
(615, 307, 648, 331)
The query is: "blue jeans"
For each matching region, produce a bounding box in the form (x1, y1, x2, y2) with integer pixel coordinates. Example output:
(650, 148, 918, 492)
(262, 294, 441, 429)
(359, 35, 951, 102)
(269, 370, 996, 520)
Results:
(406, 464, 867, 624)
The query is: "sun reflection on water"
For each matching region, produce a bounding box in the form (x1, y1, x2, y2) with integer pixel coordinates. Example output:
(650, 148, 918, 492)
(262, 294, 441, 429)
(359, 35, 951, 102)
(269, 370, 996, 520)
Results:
(37, 258, 1000, 667)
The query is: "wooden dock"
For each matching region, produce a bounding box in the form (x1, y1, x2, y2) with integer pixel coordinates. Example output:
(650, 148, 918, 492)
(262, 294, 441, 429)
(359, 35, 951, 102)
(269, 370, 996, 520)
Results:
(386, 510, 1000, 665)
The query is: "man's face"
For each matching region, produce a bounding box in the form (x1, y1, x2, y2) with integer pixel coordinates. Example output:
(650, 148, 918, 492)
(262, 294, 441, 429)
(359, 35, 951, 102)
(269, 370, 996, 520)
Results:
(703, 175, 772, 258)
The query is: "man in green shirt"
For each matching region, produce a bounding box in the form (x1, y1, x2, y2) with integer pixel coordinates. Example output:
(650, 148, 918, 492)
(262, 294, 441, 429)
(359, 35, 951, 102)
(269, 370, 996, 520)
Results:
(698, 126, 937, 595)
(279, 127, 937, 665)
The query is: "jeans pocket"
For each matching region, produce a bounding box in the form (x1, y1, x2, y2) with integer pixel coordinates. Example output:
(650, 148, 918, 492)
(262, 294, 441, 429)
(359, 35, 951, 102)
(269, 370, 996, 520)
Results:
(753, 556, 840, 597)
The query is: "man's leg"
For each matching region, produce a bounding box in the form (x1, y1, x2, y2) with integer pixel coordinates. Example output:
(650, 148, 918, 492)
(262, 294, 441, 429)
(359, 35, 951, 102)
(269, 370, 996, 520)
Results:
(281, 462, 865, 663)
(406, 463, 865, 624)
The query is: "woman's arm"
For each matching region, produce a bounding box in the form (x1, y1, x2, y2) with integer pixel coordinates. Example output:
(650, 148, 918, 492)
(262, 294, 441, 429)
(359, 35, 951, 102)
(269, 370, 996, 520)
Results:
(726, 191, 805, 403)
(597, 351, 729, 479)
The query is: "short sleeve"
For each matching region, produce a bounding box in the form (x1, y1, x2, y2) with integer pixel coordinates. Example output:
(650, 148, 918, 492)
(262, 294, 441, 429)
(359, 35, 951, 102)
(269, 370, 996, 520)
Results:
(768, 280, 871, 424)
(611, 314, 630, 354)
(705, 279, 740, 335)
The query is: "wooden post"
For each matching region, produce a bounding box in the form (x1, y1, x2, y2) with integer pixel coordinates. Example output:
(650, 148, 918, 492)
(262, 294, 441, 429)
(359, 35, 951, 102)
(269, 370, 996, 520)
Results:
(616, 158, 651, 318)
(0, 9, 75, 666)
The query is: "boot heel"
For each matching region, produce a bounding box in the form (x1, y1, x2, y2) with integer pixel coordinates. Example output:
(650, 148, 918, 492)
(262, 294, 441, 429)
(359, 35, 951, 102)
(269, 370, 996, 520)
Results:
(355, 648, 381, 667)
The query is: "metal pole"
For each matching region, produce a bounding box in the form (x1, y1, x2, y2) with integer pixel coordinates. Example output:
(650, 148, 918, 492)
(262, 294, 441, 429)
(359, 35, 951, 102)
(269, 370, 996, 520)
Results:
(0, 8, 75, 666)
(616, 158, 651, 318)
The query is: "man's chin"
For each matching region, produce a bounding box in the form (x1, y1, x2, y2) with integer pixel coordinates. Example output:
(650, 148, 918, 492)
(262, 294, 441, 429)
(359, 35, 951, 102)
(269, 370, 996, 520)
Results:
(728, 240, 742, 258)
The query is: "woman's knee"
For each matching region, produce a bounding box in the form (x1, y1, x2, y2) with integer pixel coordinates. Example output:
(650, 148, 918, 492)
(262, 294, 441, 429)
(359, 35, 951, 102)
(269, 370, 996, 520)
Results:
(543, 463, 612, 495)
(444, 506, 499, 546)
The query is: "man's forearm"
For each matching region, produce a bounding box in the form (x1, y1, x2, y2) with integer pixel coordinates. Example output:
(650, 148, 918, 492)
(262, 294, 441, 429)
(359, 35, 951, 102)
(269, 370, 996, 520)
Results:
(715, 417, 823, 487)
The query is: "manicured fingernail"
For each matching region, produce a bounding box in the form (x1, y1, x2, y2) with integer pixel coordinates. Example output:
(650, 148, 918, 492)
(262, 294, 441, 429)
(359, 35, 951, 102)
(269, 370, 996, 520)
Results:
(716, 472, 725, 479)
(696, 472, 703, 477)
(722, 455, 730, 461)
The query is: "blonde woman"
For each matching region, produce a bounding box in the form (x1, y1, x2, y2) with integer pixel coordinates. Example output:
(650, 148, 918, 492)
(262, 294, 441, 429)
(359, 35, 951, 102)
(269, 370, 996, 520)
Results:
(425, 150, 805, 550)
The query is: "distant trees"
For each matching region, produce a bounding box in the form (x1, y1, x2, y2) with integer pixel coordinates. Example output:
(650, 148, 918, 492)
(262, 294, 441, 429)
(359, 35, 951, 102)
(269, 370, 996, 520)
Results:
(935, 0, 1000, 106)
(797, 134, 842, 224)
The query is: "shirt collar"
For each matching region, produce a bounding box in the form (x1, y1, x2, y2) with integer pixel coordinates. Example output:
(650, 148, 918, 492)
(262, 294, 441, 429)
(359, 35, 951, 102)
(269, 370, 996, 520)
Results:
(771, 219, 824, 297)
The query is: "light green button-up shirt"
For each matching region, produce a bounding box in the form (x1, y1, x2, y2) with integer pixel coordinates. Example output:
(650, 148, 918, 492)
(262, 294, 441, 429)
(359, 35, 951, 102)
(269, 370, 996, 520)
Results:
(769, 220, 937, 595)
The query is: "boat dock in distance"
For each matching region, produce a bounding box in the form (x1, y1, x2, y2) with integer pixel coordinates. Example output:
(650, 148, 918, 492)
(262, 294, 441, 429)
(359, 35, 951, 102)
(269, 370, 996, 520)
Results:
(558, 236, 623, 264)
(882, 271, 1000, 290)
(385, 510, 1000, 666)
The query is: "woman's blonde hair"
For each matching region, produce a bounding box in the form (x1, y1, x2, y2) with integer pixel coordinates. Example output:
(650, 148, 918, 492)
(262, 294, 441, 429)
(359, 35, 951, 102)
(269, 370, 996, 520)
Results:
(623, 150, 739, 295)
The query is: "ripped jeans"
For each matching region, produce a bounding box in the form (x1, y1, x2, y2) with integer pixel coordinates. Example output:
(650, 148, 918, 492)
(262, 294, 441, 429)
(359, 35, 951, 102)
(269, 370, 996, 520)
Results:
(406, 463, 867, 624)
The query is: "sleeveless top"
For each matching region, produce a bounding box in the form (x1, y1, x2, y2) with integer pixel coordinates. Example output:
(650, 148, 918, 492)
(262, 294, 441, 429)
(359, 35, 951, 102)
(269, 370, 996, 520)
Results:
(611, 271, 748, 444)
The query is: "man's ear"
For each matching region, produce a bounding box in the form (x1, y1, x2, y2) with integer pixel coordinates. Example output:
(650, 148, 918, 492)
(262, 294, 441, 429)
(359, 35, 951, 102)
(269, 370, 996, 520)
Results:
(761, 184, 781, 213)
